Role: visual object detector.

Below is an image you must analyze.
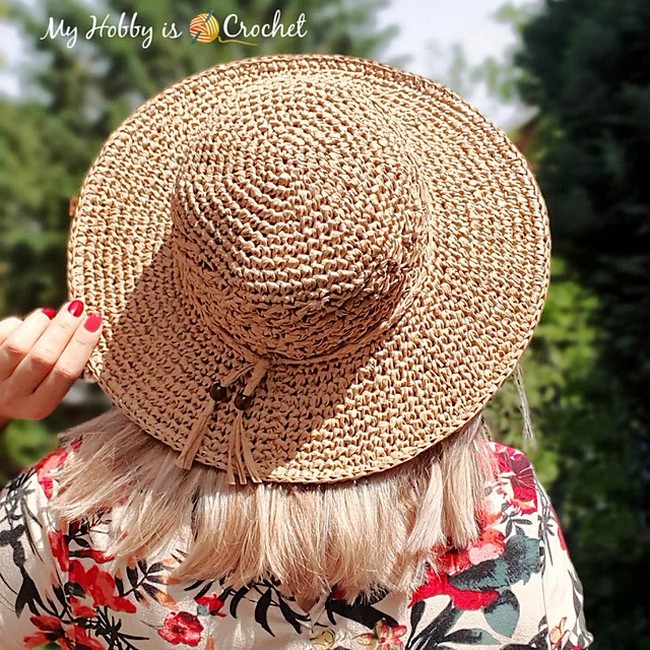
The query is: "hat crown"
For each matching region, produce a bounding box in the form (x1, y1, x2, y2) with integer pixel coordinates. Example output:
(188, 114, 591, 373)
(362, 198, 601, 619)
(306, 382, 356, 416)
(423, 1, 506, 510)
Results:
(171, 77, 432, 360)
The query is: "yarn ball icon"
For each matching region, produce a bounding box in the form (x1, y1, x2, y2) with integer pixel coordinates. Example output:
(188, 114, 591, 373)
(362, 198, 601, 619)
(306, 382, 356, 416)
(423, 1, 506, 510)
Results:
(189, 13, 220, 43)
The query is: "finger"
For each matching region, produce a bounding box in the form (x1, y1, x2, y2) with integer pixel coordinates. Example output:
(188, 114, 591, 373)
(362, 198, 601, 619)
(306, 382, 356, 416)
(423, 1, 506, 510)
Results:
(0, 308, 56, 346)
(9, 300, 87, 394)
(0, 317, 24, 347)
(29, 313, 102, 414)
(0, 309, 55, 382)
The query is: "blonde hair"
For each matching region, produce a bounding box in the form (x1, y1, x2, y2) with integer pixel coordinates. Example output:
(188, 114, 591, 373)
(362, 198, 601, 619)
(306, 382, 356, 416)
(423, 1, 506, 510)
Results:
(50, 408, 496, 605)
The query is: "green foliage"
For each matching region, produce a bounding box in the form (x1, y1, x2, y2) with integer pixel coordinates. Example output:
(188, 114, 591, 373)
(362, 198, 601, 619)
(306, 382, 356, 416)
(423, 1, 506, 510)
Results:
(0, 419, 58, 484)
(422, 1, 538, 116)
(510, 0, 650, 646)
(485, 258, 601, 488)
(432, 0, 650, 642)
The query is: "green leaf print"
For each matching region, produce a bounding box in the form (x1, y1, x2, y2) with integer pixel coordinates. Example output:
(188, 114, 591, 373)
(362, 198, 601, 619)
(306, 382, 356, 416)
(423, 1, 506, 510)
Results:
(483, 589, 520, 637)
(448, 535, 540, 591)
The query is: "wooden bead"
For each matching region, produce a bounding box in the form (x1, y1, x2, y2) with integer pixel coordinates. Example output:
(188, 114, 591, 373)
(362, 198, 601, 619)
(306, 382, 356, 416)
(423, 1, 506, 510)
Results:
(234, 392, 253, 410)
(209, 382, 229, 402)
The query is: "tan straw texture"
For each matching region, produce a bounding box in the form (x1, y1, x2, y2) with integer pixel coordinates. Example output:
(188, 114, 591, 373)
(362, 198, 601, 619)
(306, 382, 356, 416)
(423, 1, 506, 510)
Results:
(67, 53, 550, 485)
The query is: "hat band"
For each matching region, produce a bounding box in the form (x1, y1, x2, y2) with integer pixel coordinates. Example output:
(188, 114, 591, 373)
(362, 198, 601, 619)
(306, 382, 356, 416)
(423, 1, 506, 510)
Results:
(174, 262, 430, 484)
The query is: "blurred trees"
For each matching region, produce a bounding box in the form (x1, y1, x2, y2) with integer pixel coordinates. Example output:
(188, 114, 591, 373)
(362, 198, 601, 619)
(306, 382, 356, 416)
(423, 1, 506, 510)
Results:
(0, 0, 401, 478)
(513, 0, 649, 646)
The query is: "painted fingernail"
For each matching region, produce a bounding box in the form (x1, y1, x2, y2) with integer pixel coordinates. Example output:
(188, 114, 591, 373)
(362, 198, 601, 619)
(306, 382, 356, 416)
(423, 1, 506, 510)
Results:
(67, 300, 84, 317)
(41, 307, 57, 319)
(83, 313, 102, 332)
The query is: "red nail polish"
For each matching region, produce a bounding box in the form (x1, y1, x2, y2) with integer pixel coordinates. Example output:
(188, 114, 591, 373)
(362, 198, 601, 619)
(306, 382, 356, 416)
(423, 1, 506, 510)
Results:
(84, 313, 102, 332)
(41, 307, 57, 319)
(67, 300, 84, 317)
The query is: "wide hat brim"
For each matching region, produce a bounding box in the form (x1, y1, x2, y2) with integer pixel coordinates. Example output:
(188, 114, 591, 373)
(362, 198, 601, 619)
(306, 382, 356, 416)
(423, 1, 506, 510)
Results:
(68, 53, 550, 483)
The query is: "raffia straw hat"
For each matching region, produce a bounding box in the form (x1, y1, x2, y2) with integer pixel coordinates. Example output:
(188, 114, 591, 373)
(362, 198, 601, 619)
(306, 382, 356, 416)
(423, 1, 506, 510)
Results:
(67, 53, 550, 486)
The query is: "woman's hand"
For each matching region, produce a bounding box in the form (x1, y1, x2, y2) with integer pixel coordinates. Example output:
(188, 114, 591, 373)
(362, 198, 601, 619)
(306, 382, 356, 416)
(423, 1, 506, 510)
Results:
(0, 301, 102, 427)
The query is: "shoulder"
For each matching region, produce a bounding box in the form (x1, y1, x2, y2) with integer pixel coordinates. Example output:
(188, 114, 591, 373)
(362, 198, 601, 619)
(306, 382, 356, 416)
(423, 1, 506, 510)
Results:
(413, 443, 545, 607)
(0, 444, 81, 645)
(0, 442, 80, 563)
(408, 442, 592, 647)
(0, 440, 88, 573)
(488, 441, 593, 648)
(486, 441, 570, 550)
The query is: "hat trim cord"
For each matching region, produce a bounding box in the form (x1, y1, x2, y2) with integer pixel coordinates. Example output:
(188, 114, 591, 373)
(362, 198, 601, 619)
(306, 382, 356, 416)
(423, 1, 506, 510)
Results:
(175, 358, 270, 484)
(174, 268, 426, 483)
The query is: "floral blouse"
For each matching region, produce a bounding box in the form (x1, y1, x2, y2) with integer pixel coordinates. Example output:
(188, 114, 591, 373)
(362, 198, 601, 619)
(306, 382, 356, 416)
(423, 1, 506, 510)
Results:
(0, 441, 592, 650)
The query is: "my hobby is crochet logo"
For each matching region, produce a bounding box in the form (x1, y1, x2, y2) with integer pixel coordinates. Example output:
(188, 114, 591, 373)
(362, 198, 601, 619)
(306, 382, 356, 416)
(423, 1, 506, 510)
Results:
(189, 9, 307, 46)
(39, 8, 308, 50)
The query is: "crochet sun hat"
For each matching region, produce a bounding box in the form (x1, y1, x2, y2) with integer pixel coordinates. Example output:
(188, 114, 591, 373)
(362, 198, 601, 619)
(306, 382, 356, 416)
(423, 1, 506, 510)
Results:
(67, 53, 550, 486)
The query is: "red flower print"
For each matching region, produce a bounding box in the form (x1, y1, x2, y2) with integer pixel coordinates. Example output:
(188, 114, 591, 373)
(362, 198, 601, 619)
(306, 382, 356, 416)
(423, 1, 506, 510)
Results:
(70, 596, 97, 619)
(76, 547, 115, 563)
(410, 567, 499, 611)
(196, 593, 227, 616)
(24, 615, 104, 650)
(437, 498, 506, 576)
(356, 618, 408, 649)
(24, 615, 65, 648)
(494, 445, 537, 514)
(69, 559, 136, 613)
(34, 447, 69, 499)
(68, 625, 105, 650)
(158, 611, 204, 646)
(48, 529, 69, 572)
(32, 440, 83, 498)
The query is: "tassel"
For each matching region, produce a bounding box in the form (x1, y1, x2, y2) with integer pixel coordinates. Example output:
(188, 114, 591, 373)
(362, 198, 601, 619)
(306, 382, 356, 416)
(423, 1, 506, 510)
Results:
(232, 412, 248, 484)
(225, 358, 270, 485)
(221, 362, 255, 388)
(176, 398, 215, 470)
(239, 421, 262, 483)
(226, 409, 262, 485)
(179, 357, 270, 482)
(225, 412, 240, 486)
